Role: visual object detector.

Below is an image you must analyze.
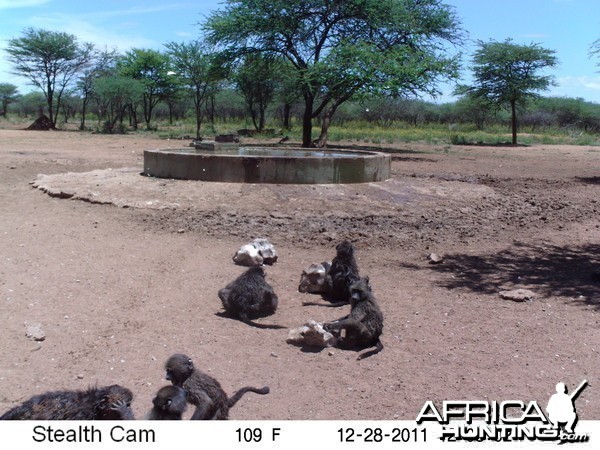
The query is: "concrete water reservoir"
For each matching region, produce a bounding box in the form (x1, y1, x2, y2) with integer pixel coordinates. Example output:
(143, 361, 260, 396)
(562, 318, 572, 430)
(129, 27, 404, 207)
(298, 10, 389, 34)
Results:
(143, 147, 391, 184)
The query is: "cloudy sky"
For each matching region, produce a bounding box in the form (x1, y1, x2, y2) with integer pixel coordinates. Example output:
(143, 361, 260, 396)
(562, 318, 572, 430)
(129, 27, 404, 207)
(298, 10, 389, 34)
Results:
(1, 0, 599, 103)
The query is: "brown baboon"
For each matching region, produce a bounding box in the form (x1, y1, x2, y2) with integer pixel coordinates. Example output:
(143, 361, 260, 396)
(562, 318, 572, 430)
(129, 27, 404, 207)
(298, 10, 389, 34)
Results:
(324, 277, 384, 359)
(165, 353, 269, 420)
(325, 240, 361, 304)
(218, 267, 278, 323)
(145, 385, 187, 420)
(0, 384, 134, 420)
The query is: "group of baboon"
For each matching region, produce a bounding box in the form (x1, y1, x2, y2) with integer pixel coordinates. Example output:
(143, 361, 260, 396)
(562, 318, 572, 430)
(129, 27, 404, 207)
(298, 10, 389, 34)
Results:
(218, 239, 384, 358)
(0, 353, 269, 420)
(0, 240, 383, 420)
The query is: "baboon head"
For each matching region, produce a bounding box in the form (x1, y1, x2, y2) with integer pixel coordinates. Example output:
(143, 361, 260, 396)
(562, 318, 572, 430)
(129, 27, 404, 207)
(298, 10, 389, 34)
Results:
(153, 385, 187, 417)
(95, 385, 134, 420)
(165, 353, 194, 386)
(335, 240, 355, 261)
(349, 277, 371, 305)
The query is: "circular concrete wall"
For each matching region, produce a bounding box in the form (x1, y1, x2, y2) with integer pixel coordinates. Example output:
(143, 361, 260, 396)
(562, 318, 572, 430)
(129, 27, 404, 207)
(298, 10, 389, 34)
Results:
(143, 147, 391, 184)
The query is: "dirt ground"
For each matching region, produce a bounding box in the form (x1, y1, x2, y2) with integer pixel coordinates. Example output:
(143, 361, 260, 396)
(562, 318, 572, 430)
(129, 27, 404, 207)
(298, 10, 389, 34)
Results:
(0, 127, 598, 421)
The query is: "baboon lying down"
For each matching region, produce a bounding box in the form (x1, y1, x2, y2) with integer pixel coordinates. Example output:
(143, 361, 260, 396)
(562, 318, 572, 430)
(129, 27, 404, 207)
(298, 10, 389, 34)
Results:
(0, 384, 134, 420)
(218, 267, 278, 323)
(324, 277, 384, 359)
(165, 353, 269, 420)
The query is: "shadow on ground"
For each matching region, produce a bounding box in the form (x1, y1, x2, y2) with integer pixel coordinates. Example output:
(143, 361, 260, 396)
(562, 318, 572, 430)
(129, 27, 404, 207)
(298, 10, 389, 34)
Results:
(575, 176, 600, 185)
(426, 242, 600, 309)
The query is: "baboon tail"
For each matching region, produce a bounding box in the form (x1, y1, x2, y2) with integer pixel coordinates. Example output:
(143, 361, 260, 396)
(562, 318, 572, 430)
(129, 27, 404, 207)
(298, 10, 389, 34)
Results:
(357, 339, 384, 360)
(228, 386, 270, 408)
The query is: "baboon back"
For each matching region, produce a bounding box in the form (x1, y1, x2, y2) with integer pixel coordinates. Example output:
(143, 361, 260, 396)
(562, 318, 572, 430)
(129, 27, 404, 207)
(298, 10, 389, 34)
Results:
(184, 371, 230, 420)
(327, 241, 360, 302)
(219, 267, 278, 320)
(0, 385, 134, 420)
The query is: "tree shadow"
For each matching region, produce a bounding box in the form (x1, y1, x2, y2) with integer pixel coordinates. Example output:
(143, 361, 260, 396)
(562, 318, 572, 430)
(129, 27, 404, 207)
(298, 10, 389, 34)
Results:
(575, 176, 600, 185)
(427, 242, 600, 310)
(325, 143, 427, 155)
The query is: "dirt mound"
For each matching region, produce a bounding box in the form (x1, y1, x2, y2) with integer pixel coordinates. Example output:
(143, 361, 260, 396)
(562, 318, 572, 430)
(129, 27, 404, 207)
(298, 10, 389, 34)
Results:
(26, 115, 56, 130)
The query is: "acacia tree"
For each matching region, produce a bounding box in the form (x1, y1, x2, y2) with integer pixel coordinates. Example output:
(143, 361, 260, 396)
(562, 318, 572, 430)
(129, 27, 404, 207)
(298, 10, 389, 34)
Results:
(456, 39, 557, 145)
(118, 49, 173, 130)
(0, 83, 20, 117)
(5, 28, 94, 128)
(93, 76, 144, 133)
(204, 0, 463, 147)
(235, 54, 282, 132)
(165, 40, 222, 140)
(590, 38, 600, 68)
(77, 48, 119, 130)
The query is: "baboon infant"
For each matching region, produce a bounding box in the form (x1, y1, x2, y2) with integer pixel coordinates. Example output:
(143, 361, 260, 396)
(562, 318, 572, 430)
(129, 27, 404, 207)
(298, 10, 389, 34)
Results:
(218, 267, 278, 322)
(326, 240, 361, 303)
(145, 385, 187, 420)
(0, 384, 134, 420)
(165, 353, 269, 420)
(324, 277, 384, 359)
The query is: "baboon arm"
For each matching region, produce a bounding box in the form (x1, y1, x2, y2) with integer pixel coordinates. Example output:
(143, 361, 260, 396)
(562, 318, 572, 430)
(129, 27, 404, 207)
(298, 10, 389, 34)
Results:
(190, 392, 214, 420)
(325, 315, 351, 330)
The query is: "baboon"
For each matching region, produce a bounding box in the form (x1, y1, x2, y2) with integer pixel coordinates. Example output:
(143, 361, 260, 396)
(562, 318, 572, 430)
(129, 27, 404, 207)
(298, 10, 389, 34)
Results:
(165, 353, 269, 420)
(218, 267, 278, 323)
(325, 240, 361, 304)
(324, 277, 384, 359)
(145, 385, 187, 420)
(0, 384, 134, 420)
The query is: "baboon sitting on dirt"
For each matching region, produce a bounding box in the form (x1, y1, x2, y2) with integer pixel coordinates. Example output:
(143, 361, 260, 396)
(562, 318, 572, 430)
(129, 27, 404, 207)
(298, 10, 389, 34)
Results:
(325, 240, 361, 304)
(324, 277, 384, 359)
(218, 267, 278, 323)
(0, 384, 134, 420)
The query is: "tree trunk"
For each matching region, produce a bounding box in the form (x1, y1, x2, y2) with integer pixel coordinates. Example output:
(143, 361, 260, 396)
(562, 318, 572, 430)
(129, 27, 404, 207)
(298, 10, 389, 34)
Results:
(511, 100, 517, 145)
(194, 86, 204, 140)
(282, 103, 291, 129)
(195, 105, 203, 141)
(168, 103, 174, 125)
(80, 98, 88, 130)
(302, 94, 314, 148)
(314, 103, 339, 148)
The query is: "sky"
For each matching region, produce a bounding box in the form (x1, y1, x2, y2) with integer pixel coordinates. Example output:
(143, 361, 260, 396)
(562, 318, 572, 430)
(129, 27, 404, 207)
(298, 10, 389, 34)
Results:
(1, 0, 600, 103)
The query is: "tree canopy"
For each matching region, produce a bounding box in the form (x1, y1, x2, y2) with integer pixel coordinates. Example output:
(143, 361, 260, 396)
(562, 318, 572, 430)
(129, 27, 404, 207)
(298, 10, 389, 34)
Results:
(5, 27, 93, 128)
(456, 39, 558, 145)
(0, 83, 20, 117)
(165, 40, 223, 139)
(204, 0, 463, 147)
(118, 49, 174, 130)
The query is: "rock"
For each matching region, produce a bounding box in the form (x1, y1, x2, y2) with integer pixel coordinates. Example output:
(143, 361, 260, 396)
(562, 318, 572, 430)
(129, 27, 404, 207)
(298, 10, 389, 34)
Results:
(233, 243, 263, 266)
(232, 238, 278, 266)
(427, 253, 444, 264)
(287, 320, 337, 348)
(298, 261, 331, 294)
(499, 289, 535, 302)
(252, 238, 278, 265)
(26, 323, 46, 341)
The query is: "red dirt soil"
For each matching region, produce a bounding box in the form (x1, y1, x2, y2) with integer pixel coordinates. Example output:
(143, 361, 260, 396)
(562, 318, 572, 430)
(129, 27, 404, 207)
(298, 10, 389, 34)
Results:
(0, 128, 598, 420)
